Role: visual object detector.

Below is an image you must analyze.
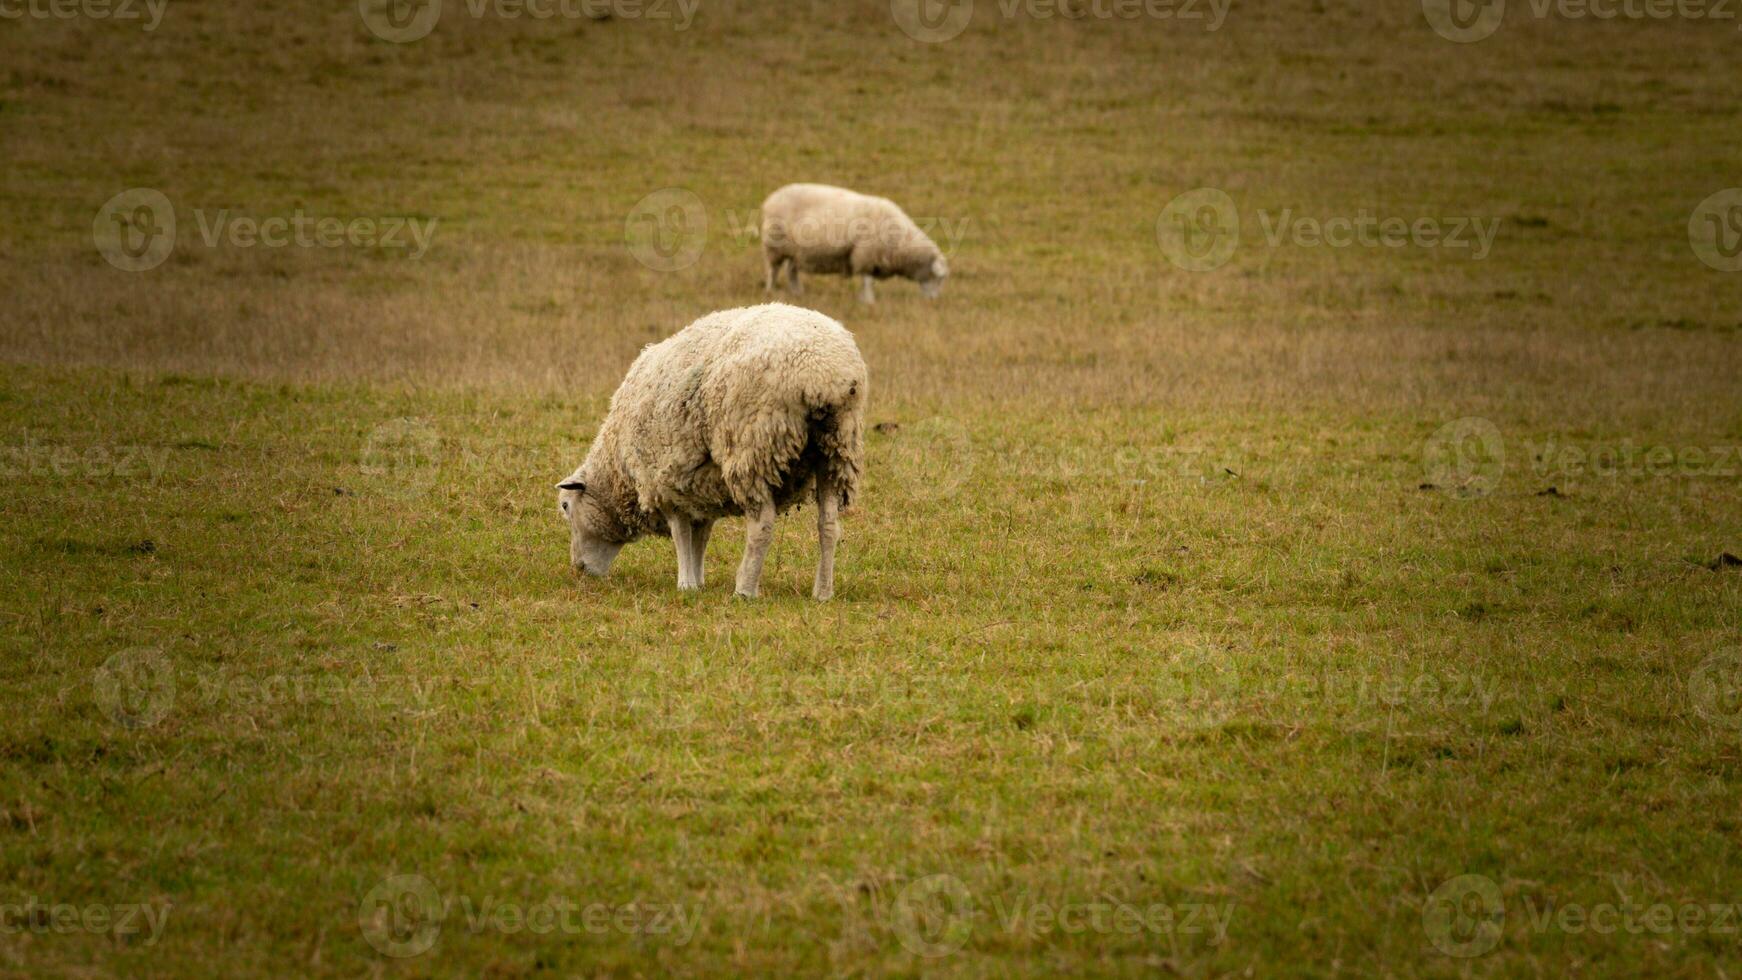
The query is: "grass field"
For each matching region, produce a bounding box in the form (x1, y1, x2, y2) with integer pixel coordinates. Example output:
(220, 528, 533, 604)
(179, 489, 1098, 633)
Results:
(4, 0, 1742, 975)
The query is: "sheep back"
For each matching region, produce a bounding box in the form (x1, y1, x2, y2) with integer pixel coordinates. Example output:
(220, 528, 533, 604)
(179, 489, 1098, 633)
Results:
(594, 304, 867, 524)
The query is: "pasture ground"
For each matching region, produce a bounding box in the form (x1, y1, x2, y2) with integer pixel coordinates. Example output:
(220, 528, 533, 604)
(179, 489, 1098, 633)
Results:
(2, 0, 1741, 975)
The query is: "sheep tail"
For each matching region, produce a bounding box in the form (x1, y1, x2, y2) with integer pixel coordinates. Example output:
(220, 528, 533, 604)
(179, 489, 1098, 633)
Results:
(806, 378, 866, 509)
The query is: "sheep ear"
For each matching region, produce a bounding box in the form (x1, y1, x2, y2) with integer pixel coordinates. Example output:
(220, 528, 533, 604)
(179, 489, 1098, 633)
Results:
(557, 480, 585, 492)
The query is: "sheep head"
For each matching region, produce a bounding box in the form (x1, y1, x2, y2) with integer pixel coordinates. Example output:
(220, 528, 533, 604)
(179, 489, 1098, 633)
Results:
(919, 254, 949, 299)
(556, 471, 626, 578)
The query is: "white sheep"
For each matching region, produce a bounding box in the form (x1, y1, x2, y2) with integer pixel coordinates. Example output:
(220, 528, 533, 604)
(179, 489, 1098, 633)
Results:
(556, 303, 867, 600)
(761, 183, 950, 304)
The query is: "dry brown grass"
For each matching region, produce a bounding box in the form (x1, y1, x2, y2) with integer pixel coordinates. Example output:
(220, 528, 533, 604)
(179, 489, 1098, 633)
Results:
(2, 0, 1738, 424)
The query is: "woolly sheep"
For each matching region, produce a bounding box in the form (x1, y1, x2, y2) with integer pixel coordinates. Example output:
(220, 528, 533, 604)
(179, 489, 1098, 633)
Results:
(761, 183, 949, 305)
(555, 303, 867, 601)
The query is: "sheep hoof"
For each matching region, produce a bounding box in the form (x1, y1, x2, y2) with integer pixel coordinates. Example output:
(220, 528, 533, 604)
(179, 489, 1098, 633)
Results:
(812, 589, 833, 602)
(733, 588, 757, 600)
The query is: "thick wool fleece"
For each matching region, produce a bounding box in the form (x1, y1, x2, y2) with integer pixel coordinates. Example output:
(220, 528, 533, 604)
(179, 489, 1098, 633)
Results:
(572, 304, 867, 542)
(761, 183, 944, 281)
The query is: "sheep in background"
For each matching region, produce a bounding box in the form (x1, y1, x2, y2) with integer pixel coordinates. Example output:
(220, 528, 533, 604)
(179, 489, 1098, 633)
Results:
(760, 183, 949, 304)
(556, 303, 867, 601)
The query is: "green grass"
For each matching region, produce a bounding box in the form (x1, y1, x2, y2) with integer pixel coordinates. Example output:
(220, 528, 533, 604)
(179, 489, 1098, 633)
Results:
(3, 0, 1742, 975)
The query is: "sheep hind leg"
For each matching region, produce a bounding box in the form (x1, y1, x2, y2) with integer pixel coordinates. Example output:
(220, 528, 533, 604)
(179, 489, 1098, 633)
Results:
(763, 251, 780, 293)
(787, 260, 802, 296)
(858, 275, 876, 305)
(812, 473, 840, 601)
(734, 500, 777, 599)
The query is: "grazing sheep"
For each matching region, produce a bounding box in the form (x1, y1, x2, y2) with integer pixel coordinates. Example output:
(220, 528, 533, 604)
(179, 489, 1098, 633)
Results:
(761, 183, 949, 304)
(555, 303, 867, 600)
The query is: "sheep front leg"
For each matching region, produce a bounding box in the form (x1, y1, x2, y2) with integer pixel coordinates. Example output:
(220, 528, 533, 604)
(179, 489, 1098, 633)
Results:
(787, 260, 802, 296)
(813, 474, 840, 601)
(858, 275, 876, 305)
(763, 251, 779, 293)
(690, 519, 713, 588)
(734, 500, 777, 599)
(668, 514, 699, 591)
